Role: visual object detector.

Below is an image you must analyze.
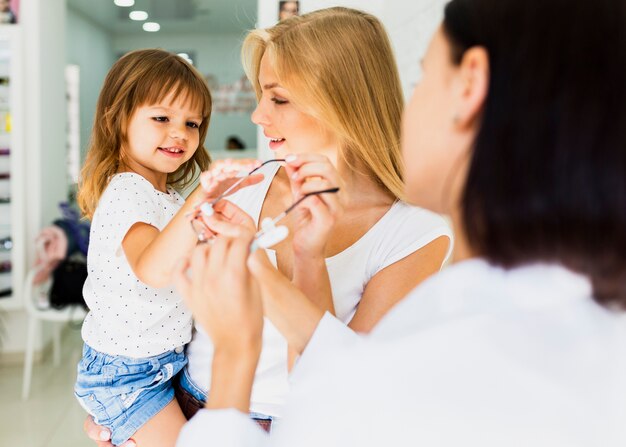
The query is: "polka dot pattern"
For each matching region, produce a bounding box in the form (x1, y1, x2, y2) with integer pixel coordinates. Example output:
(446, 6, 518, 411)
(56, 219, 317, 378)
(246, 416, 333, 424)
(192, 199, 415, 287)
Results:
(81, 173, 192, 358)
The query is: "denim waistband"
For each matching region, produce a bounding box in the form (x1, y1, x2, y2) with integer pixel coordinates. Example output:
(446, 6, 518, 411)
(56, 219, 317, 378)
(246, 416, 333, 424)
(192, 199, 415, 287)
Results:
(82, 343, 186, 371)
(178, 366, 208, 402)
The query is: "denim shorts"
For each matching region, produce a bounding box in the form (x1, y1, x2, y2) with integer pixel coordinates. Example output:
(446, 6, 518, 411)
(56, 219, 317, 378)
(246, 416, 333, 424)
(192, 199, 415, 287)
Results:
(74, 344, 187, 446)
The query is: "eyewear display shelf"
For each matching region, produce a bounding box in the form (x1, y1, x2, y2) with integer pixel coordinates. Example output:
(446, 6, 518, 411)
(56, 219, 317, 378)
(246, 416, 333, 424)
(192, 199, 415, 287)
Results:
(0, 25, 24, 311)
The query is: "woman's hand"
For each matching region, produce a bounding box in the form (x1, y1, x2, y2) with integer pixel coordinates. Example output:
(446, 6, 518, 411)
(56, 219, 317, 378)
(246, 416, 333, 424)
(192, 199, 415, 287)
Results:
(174, 225, 263, 355)
(284, 154, 344, 258)
(83, 416, 136, 447)
(174, 226, 264, 412)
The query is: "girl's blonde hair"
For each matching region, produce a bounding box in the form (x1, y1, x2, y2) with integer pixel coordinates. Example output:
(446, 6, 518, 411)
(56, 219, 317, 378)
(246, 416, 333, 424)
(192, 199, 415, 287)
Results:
(78, 48, 212, 219)
(242, 7, 404, 199)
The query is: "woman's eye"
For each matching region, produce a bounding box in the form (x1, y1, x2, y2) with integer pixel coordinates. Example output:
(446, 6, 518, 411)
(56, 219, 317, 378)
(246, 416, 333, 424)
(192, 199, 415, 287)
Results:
(186, 121, 200, 129)
(271, 97, 288, 105)
(153, 116, 168, 122)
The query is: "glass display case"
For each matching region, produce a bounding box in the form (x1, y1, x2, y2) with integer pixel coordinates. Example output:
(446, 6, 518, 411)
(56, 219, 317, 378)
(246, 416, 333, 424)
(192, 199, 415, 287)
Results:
(0, 25, 24, 310)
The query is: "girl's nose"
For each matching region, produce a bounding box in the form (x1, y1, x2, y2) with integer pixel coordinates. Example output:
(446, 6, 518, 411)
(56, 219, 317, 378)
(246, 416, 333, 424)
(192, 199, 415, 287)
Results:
(170, 123, 187, 140)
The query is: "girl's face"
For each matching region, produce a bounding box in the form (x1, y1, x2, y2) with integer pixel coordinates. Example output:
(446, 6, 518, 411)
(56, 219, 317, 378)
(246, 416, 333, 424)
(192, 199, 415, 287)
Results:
(251, 52, 339, 160)
(123, 91, 202, 187)
(402, 27, 482, 214)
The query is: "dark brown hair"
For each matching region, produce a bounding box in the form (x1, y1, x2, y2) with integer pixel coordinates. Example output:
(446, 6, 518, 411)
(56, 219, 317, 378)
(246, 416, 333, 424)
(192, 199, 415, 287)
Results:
(444, 0, 626, 307)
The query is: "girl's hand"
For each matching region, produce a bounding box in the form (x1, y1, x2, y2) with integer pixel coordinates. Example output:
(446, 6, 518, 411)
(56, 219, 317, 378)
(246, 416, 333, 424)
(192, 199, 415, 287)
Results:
(200, 199, 257, 235)
(83, 416, 136, 447)
(174, 226, 263, 354)
(284, 154, 344, 257)
(189, 170, 264, 210)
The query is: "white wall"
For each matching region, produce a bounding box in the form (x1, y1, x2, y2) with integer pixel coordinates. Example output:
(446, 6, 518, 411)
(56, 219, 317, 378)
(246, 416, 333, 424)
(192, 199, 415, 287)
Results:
(113, 33, 257, 154)
(2, 0, 69, 357)
(380, 1, 446, 99)
(66, 8, 115, 161)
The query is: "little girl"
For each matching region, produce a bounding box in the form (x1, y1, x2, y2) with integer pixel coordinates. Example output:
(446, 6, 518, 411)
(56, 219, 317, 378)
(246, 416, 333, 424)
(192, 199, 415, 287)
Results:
(74, 49, 213, 447)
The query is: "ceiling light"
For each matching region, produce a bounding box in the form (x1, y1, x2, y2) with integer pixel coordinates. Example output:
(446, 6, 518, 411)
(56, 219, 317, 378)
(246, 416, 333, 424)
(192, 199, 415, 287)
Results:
(129, 10, 148, 21)
(114, 0, 135, 7)
(143, 22, 160, 32)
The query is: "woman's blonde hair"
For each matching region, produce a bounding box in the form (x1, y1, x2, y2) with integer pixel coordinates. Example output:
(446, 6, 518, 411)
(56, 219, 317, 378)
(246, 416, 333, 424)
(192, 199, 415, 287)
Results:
(242, 7, 404, 199)
(77, 48, 212, 219)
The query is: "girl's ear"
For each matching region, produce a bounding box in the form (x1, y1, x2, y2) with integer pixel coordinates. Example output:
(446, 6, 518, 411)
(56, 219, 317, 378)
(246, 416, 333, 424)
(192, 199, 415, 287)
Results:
(452, 46, 489, 129)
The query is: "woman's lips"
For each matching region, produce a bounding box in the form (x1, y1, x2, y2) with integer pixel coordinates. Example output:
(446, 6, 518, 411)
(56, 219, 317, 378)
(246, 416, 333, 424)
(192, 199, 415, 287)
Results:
(268, 138, 285, 151)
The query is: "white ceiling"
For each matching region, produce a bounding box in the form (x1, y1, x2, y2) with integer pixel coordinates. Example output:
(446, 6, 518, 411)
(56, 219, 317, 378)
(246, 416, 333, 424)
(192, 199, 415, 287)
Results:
(67, 0, 257, 35)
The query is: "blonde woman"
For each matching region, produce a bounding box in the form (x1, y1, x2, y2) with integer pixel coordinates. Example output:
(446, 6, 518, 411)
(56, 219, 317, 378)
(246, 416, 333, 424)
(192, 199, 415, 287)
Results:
(86, 8, 451, 446)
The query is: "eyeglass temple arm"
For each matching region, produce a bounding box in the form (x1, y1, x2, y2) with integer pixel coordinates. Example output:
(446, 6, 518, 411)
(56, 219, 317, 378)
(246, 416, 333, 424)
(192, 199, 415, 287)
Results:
(208, 158, 287, 206)
(270, 187, 340, 226)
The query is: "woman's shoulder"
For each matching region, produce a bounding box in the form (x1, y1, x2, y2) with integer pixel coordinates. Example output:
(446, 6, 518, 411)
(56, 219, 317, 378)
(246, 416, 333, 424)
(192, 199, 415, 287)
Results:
(379, 201, 452, 241)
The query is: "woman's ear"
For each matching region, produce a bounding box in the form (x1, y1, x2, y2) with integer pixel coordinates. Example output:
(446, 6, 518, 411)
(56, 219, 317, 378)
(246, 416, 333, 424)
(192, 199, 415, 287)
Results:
(453, 46, 489, 129)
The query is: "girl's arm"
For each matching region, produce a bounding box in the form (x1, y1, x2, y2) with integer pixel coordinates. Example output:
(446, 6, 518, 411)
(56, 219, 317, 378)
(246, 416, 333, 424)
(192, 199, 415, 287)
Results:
(123, 185, 204, 288)
(124, 175, 263, 288)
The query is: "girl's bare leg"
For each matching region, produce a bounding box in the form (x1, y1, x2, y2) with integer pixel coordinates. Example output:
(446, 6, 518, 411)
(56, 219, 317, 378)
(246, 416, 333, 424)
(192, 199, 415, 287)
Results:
(130, 399, 187, 447)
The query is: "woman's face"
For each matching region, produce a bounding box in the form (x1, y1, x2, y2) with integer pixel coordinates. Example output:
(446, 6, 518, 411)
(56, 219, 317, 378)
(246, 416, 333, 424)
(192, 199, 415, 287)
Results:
(402, 27, 479, 214)
(251, 52, 339, 160)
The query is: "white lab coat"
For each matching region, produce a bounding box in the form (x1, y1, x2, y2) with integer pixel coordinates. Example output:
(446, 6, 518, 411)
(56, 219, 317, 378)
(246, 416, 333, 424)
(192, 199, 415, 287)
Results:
(178, 260, 626, 447)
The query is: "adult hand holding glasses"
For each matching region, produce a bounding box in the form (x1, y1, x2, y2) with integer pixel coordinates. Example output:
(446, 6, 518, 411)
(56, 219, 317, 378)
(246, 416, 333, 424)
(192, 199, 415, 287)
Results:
(174, 227, 265, 414)
(280, 153, 344, 325)
(283, 153, 344, 258)
(191, 156, 341, 253)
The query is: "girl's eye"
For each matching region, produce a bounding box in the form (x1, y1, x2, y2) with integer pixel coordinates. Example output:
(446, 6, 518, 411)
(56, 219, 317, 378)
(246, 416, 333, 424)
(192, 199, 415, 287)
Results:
(271, 97, 288, 105)
(153, 116, 168, 122)
(186, 121, 200, 129)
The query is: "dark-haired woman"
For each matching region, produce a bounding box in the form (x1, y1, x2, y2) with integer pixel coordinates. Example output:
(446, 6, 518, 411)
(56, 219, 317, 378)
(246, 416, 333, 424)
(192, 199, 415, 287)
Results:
(176, 0, 626, 445)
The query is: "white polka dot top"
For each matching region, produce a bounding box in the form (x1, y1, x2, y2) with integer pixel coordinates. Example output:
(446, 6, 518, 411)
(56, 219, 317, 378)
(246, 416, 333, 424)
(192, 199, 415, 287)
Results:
(81, 173, 192, 358)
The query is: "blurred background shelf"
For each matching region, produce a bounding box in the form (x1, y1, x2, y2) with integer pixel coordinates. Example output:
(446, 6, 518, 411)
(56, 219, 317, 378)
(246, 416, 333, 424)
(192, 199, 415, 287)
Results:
(0, 25, 24, 311)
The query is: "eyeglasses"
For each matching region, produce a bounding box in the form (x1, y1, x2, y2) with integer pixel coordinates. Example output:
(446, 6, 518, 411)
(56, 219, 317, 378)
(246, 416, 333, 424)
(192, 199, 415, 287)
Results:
(191, 186, 339, 250)
(198, 158, 286, 217)
(187, 158, 286, 233)
(189, 159, 340, 250)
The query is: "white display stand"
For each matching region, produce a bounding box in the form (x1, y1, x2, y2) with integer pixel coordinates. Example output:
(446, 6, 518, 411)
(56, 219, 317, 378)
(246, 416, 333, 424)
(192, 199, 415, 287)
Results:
(0, 25, 25, 311)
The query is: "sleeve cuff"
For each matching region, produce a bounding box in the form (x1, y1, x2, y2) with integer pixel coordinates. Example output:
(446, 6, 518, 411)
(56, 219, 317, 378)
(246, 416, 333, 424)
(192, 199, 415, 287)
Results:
(177, 408, 269, 447)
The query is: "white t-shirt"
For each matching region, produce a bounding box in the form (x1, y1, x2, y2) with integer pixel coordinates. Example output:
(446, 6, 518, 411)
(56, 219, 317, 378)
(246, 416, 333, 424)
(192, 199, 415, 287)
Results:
(186, 163, 452, 416)
(178, 260, 626, 447)
(81, 173, 192, 358)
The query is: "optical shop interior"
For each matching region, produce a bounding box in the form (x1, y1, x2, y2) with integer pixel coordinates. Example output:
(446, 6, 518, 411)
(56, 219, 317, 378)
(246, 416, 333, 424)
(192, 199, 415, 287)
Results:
(2, 0, 626, 446)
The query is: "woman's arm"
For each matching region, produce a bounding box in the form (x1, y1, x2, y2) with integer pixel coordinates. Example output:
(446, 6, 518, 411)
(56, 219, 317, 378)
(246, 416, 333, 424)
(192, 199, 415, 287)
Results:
(173, 233, 269, 447)
(249, 252, 326, 353)
(174, 233, 263, 413)
(283, 154, 343, 315)
(347, 235, 449, 333)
